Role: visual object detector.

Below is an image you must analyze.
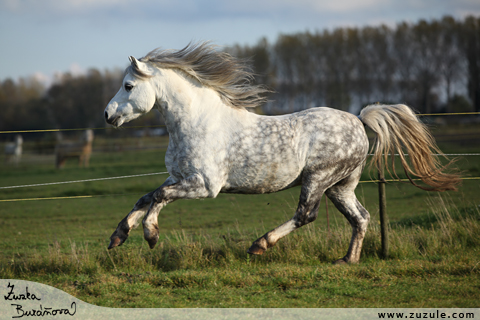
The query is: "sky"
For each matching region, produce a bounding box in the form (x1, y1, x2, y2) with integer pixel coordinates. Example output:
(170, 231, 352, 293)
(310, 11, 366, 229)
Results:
(1, 0, 479, 86)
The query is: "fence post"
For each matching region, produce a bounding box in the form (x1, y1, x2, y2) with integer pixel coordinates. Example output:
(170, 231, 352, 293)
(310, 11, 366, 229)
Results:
(378, 166, 389, 259)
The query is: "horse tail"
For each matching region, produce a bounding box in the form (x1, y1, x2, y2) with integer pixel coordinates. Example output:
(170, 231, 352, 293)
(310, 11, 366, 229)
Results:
(358, 104, 461, 192)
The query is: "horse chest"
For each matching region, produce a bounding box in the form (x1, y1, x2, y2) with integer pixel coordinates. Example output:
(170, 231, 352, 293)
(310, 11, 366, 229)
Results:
(164, 136, 227, 180)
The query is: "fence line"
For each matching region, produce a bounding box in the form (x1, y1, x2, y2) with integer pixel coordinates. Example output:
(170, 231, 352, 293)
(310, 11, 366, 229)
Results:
(0, 109, 478, 202)
(0, 125, 166, 134)
(369, 153, 480, 157)
(418, 112, 480, 116)
(1, 176, 479, 203)
(358, 176, 480, 184)
(0, 112, 478, 135)
(1, 151, 479, 191)
(0, 172, 169, 190)
(0, 193, 145, 203)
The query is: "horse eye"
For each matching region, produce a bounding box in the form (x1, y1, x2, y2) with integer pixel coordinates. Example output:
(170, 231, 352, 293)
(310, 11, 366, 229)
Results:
(124, 83, 134, 92)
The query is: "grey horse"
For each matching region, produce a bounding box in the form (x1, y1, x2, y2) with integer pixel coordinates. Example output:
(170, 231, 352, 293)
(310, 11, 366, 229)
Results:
(104, 42, 460, 263)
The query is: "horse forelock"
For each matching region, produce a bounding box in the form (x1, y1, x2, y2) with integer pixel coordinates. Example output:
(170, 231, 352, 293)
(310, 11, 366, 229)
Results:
(125, 65, 152, 80)
(131, 42, 270, 109)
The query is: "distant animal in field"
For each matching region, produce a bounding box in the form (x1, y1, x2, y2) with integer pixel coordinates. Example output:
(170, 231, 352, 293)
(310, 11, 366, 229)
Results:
(55, 130, 94, 169)
(4, 135, 23, 165)
(104, 42, 461, 264)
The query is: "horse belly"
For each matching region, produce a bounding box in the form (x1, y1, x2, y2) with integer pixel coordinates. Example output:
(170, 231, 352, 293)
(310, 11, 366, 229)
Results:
(222, 160, 302, 194)
(222, 132, 302, 194)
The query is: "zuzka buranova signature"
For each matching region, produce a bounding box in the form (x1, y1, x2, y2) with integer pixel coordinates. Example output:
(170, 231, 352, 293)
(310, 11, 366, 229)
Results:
(4, 282, 77, 318)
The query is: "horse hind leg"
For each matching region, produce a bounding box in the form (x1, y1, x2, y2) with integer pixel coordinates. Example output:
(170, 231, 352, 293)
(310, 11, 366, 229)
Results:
(248, 177, 324, 255)
(325, 167, 370, 264)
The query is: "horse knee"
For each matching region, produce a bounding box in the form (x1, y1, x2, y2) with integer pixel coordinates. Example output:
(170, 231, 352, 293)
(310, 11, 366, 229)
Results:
(152, 188, 168, 203)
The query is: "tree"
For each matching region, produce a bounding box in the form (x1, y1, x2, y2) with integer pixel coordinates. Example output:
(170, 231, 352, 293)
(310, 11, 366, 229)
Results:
(461, 16, 480, 112)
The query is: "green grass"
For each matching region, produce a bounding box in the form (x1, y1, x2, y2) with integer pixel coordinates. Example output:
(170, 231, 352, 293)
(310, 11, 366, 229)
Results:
(1, 205, 479, 308)
(0, 132, 479, 308)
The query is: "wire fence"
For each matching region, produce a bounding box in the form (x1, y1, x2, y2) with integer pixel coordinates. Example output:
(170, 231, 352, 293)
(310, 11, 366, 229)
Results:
(0, 112, 479, 135)
(0, 125, 166, 134)
(0, 111, 479, 203)
(1, 177, 480, 203)
(1, 157, 479, 202)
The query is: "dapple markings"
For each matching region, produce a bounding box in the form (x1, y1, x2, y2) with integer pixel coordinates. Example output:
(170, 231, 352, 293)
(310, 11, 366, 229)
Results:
(104, 42, 460, 264)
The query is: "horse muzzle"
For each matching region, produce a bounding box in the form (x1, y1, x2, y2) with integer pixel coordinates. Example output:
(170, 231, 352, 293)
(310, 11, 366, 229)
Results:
(105, 111, 126, 128)
(104, 111, 118, 126)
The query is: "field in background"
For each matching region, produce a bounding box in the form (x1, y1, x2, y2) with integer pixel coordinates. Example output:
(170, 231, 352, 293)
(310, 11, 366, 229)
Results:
(0, 122, 479, 307)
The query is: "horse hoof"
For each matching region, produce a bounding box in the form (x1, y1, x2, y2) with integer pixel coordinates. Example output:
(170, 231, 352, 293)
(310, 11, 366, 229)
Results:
(108, 236, 124, 249)
(332, 258, 348, 265)
(144, 226, 159, 249)
(144, 229, 159, 249)
(145, 237, 158, 249)
(247, 243, 266, 255)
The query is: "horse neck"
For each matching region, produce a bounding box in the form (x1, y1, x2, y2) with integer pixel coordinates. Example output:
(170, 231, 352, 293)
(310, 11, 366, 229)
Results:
(155, 69, 252, 138)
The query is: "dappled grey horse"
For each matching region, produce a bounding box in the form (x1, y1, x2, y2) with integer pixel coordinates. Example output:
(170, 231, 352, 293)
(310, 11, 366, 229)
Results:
(104, 42, 460, 263)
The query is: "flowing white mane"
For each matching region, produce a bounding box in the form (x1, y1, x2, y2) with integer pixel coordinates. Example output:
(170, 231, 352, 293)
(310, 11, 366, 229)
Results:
(128, 42, 270, 109)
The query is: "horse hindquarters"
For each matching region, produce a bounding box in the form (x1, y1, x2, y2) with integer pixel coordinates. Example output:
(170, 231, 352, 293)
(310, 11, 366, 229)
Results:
(248, 109, 370, 261)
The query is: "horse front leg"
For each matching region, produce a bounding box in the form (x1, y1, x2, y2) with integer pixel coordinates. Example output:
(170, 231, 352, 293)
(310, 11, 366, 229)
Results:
(108, 177, 176, 249)
(142, 174, 212, 249)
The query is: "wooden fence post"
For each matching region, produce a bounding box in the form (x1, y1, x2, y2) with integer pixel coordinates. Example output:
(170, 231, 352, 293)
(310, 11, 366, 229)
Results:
(378, 166, 389, 259)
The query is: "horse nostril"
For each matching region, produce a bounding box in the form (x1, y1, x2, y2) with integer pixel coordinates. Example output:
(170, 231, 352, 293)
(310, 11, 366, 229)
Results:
(104, 111, 109, 121)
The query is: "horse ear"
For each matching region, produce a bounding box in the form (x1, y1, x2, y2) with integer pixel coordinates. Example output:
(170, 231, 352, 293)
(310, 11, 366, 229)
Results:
(128, 56, 151, 75)
(129, 56, 138, 66)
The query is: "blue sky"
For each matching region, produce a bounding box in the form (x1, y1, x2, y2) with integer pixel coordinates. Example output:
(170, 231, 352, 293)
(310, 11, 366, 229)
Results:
(1, 0, 479, 85)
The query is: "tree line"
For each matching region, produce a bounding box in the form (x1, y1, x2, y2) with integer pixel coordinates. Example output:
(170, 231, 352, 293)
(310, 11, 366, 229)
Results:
(1, 15, 478, 136)
(229, 15, 479, 115)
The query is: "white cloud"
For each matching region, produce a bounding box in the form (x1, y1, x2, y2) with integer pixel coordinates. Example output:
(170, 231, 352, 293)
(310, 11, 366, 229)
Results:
(275, 0, 386, 12)
(2, 0, 478, 29)
(69, 63, 85, 77)
(0, 0, 129, 15)
(0, 0, 392, 19)
(32, 72, 53, 88)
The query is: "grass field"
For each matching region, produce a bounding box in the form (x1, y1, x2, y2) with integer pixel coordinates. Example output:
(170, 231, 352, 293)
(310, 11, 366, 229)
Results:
(0, 124, 479, 308)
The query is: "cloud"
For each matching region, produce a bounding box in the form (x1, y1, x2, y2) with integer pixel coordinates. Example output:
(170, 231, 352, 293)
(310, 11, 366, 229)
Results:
(69, 62, 85, 77)
(31, 72, 53, 88)
(2, 0, 478, 30)
(0, 0, 391, 20)
(1, 0, 127, 13)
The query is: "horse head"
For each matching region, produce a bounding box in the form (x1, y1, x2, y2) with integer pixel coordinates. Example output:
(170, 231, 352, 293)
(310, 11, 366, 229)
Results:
(104, 57, 158, 127)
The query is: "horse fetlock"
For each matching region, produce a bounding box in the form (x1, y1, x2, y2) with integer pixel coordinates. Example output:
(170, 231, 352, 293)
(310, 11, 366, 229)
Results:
(334, 251, 362, 264)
